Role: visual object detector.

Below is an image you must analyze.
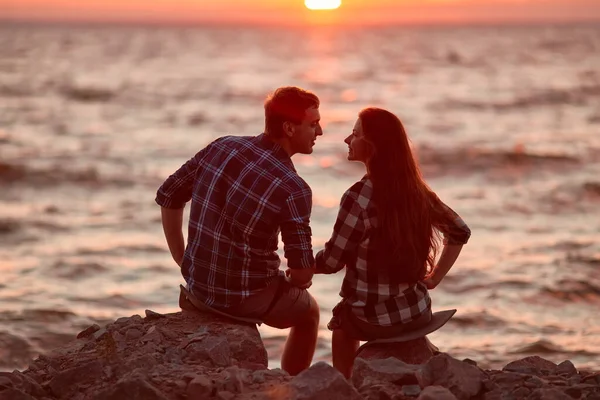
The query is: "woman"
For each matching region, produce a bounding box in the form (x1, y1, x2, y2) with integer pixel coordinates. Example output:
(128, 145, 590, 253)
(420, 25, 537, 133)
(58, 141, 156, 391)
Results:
(315, 107, 471, 378)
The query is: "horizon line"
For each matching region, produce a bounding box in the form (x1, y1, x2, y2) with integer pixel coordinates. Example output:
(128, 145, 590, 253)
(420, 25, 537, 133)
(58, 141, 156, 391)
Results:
(2, 16, 600, 30)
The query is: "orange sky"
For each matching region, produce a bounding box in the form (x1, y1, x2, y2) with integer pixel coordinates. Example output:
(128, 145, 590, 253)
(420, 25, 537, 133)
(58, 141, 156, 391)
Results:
(1, 0, 599, 26)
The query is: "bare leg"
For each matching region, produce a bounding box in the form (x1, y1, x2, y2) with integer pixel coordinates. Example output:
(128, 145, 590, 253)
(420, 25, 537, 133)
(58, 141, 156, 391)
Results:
(280, 296, 320, 376)
(332, 329, 360, 379)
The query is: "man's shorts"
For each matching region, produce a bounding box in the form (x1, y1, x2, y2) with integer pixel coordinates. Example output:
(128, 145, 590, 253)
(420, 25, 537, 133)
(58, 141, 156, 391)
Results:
(225, 276, 317, 329)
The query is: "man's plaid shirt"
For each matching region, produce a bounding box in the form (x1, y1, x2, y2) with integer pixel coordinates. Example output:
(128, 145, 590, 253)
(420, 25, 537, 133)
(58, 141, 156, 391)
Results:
(315, 176, 471, 326)
(156, 134, 314, 309)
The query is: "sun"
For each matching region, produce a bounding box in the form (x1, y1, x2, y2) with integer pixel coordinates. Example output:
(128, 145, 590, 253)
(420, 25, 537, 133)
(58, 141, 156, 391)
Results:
(304, 0, 342, 11)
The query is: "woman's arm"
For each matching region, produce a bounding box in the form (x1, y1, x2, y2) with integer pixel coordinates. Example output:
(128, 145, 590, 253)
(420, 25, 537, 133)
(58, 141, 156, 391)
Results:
(423, 243, 463, 289)
(426, 192, 471, 289)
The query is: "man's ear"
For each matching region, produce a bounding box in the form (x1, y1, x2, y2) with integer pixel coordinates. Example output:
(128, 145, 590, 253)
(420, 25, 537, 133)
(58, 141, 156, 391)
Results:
(282, 121, 295, 138)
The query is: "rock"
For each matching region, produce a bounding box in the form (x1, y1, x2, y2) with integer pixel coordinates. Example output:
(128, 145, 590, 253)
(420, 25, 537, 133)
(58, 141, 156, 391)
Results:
(358, 381, 401, 400)
(417, 386, 458, 400)
(145, 310, 166, 320)
(503, 356, 558, 376)
(48, 360, 103, 398)
(93, 375, 169, 400)
(402, 384, 422, 396)
(528, 387, 572, 400)
(187, 376, 214, 398)
(125, 328, 143, 340)
(0, 388, 38, 400)
(216, 391, 235, 400)
(555, 360, 577, 377)
(290, 362, 362, 400)
(92, 328, 109, 341)
(76, 324, 100, 339)
(417, 354, 485, 400)
(356, 337, 434, 364)
(186, 336, 231, 367)
(352, 357, 420, 389)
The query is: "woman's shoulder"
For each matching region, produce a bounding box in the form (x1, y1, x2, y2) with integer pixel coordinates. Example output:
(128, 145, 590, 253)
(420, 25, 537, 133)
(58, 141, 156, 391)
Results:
(343, 176, 373, 209)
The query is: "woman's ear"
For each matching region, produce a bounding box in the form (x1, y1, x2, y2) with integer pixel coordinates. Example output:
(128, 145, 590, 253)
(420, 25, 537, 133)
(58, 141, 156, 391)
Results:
(282, 121, 295, 138)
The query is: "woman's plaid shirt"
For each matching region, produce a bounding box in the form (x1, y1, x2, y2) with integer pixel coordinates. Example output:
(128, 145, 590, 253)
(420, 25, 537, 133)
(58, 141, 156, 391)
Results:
(156, 134, 314, 309)
(315, 177, 471, 326)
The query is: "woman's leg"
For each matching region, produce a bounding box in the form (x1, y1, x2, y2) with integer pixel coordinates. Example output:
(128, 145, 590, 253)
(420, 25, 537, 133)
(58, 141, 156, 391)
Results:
(332, 329, 360, 379)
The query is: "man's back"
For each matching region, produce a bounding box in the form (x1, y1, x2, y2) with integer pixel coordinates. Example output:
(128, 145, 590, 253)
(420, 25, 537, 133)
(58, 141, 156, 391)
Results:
(156, 134, 313, 309)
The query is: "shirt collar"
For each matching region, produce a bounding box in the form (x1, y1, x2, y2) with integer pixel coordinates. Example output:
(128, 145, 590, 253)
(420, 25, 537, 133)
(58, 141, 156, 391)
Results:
(259, 133, 296, 172)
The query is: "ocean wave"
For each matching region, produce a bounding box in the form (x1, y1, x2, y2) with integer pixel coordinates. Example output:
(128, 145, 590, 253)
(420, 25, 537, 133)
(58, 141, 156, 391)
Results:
(451, 311, 507, 328)
(415, 145, 580, 177)
(430, 84, 600, 111)
(49, 260, 110, 280)
(60, 82, 118, 102)
(0, 161, 135, 187)
(540, 279, 600, 303)
(509, 339, 597, 357)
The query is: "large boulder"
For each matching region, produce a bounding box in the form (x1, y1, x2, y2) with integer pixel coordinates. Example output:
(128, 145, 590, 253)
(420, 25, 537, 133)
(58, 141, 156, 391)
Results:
(0, 310, 268, 399)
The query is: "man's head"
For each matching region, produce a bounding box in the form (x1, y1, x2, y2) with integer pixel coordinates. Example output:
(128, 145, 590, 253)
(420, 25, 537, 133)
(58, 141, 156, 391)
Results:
(264, 86, 322, 156)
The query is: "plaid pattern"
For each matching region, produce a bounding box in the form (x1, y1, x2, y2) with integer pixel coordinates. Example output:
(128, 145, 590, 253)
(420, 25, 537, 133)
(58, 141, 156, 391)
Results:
(156, 134, 314, 309)
(315, 177, 471, 326)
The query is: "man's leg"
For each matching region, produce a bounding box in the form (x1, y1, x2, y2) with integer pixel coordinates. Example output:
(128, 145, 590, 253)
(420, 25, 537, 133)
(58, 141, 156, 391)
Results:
(332, 328, 359, 379)
(280, 293, 320, 375)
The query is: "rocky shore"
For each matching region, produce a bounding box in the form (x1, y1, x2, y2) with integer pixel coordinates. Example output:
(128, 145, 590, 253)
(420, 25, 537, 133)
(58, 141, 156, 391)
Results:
(1, 309, 599, 400)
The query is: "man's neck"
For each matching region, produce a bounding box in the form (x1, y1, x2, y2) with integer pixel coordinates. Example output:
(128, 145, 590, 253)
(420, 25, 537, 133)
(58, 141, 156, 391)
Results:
(264, 132, 293, 157)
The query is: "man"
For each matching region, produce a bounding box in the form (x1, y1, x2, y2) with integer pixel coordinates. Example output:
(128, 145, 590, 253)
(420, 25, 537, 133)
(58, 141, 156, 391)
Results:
(156, 86, 322, 375)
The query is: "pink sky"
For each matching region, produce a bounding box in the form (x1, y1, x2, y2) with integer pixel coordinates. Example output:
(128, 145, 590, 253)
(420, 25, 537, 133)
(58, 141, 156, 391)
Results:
(1, 0, 599, 26)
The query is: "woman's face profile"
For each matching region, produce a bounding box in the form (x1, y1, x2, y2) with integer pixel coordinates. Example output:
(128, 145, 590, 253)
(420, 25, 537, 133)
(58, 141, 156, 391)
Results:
(344, 118, 370, 164)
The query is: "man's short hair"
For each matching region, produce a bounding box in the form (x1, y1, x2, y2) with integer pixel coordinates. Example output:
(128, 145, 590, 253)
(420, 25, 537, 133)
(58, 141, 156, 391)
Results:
(264, 87, 320, 138)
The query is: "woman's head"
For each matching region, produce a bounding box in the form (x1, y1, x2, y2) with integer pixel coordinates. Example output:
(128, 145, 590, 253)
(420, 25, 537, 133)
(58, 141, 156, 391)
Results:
(351, 107, 439, 283)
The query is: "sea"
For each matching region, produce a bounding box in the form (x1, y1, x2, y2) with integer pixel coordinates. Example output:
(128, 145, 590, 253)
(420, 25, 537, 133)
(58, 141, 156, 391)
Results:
(1, 21, 599, 372)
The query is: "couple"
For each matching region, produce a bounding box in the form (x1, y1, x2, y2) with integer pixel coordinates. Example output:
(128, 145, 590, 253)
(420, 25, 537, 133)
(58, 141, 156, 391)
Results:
(155, 86, 471, 378)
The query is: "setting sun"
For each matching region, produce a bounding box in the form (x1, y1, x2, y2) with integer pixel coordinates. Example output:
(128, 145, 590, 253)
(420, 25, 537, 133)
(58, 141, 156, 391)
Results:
(305, 0, 342, 11)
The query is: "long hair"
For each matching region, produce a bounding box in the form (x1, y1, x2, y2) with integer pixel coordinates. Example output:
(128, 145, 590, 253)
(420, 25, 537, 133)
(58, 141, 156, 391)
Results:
(359, 107, 440, 283)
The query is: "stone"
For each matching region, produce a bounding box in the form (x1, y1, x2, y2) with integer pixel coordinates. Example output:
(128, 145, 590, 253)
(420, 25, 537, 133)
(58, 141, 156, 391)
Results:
(528, 388, 571, 400)
(555, 360, 577, 377)
(216, 391, 235, 400)
(93, 375, 169, 400)
(417, 354, 485, 400)
(356, 337, 435, 364)
(125, 328, 143, 340)
(352, 357, 421, 389)
(145, 310, 166, 320)
(76, 324, 101, 339)
(503, 356, 558, 376)
(358, 381, 401, 400)
(417, 386, 458, 400)
(0, 388, 37, 400)
(186, 336, 232, 367)
(48, 360, 103, 398)
(187, 376, 214, 398)
(402, 384, 422, 396)
(290, 362, 362, 400)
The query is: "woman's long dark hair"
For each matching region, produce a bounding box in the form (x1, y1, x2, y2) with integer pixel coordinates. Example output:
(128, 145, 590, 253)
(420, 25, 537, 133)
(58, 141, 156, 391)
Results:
(359, 107, 441, 283)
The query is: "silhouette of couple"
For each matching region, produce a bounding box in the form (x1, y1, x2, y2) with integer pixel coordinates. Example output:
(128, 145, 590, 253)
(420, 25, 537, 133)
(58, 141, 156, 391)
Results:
(156, 86, 471, 378)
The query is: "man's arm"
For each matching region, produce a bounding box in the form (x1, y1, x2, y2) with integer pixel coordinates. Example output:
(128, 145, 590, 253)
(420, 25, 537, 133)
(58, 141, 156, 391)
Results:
(280, 188, 316, 289)
(161, 207, 185, 266)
